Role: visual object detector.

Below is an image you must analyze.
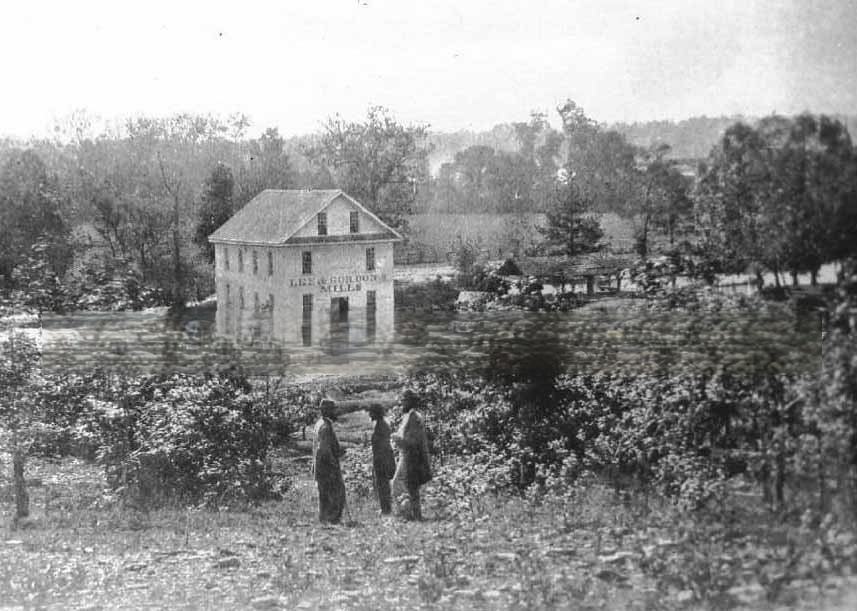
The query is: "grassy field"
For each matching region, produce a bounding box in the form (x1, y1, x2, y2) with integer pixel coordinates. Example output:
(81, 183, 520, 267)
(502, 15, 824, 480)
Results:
(3, 408, 857, 610)
(404, 213, 644, 261)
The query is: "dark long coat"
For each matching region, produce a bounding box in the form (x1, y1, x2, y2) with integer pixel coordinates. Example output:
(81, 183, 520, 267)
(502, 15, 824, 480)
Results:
(313, 416, 346, 524)
(372, 417, 396, 513)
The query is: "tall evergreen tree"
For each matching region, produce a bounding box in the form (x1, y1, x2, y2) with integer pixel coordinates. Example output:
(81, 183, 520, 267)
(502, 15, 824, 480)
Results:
(539, 181, 604, 256)
(194, 163, 235, 263)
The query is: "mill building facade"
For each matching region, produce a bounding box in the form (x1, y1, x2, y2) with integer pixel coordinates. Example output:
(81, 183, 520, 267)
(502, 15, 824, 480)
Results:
(208, 189, 400, 348)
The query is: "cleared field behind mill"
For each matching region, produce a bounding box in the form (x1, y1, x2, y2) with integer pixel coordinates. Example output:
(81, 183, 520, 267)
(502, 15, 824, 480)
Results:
(403, 213, 642, 261)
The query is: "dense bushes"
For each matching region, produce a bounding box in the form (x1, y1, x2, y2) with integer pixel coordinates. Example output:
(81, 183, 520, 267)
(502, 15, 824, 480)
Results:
(12, 370, 294, 507)
(80, 374, 293, 506)
(408, 311, 853, 515)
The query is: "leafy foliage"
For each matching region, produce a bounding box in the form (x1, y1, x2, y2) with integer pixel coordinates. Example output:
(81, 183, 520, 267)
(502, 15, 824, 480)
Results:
(304, 106, 430, 230)
(694, 114, 857, 283)
(0, 330, 44, 519)
(0, 149, 71, 292)
(71, 373, 293, 507)
(193, 163, 236, 263)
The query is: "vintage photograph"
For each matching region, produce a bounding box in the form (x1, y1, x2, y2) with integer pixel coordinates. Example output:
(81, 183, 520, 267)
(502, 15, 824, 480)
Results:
(1, 1, 856, 608)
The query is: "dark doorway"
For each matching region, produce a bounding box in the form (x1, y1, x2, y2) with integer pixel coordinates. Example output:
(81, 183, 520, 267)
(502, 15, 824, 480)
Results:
(329, 297, 349, 352)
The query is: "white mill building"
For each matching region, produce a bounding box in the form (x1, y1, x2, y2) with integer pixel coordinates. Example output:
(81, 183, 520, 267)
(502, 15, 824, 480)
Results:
(208, 189, 401, 348)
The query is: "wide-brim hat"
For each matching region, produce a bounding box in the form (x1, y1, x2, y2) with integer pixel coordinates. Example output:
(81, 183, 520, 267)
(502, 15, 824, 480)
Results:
(367, 403, 386, 417)
(319, 398, 337, 417)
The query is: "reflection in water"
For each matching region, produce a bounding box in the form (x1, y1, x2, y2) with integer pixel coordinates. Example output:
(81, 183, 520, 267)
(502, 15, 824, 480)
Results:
(35, 301, 822, 379)
(328, 296, 350, 355)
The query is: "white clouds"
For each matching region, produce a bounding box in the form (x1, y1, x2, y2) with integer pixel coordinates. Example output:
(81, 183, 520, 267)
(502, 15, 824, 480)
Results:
(0, 0, 854, 139)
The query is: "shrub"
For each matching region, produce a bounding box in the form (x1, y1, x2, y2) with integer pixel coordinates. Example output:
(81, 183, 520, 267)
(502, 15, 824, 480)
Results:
(73, 373, 293, 507)
(497, 258, 522, 276)
(457, 263, 509, 293)
(395, 278, 459, 311)
(406, 366, 809, 509)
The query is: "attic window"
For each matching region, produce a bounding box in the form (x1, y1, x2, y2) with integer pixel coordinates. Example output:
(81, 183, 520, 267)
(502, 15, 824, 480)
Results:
(350, 211, 359, 233)
(317, 212, 327, 236)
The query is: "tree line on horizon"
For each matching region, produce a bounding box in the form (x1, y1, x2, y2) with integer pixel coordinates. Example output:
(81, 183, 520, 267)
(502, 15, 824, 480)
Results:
(1, 103, 856, 313)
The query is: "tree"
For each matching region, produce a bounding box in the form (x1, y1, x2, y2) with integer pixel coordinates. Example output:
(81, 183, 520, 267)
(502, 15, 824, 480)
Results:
(558, 100, 638, 215)
(763, 114, 855, 284)
(694, 122, 777, 282)
(435, 161, 457, 213)
(119, 114, 237, 305)
(631, 144, 693, 258)
(194, 163, 235, 262)
(695, 114, 857, 285)
(539, 181, 604, 256)
(427, 111, 562, 215)
(0, 150, 71, 291)
(512, 112, 563, 212)
(234, 127, 295, 206)
(654, 164, 693, 248)
(305, 106, 430, 230)
(537, 101, 606, 256)
(453, 145, 499, 211)
(0, 330, 42, 523)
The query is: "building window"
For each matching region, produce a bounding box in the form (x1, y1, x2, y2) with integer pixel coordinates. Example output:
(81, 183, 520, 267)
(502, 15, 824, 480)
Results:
(238, 250, 244, 273)
(366, 247, 375, 272)
(301, 294, 313, 346)
(239, 286, 245, 309)
(366, 290, 376, 343)
(252, 251, 258, 275)
(268, 293, 274, 310)
(224, 247, 230, 271)
(253, 292, 259, 312)
(350, 211, 359, 233)
(317, 212, 327, 236)
(267, 251, 273, 276)
(225, 285, 233, 334)
(302, 251, 312, 275)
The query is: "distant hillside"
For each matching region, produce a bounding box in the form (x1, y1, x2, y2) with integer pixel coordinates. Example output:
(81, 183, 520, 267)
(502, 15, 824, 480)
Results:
(609, 116, 749, 160)
(613, 114, 857, 160)
(427, 114, 857, 172)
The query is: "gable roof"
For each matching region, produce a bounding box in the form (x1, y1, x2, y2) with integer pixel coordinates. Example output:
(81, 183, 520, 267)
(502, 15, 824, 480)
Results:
(519, 253, 638, 278)
(208, 189, 402, 245)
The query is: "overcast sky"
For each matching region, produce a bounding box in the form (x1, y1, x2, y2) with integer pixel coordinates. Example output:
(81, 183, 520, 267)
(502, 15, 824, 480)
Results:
(1, 0, 855, 139)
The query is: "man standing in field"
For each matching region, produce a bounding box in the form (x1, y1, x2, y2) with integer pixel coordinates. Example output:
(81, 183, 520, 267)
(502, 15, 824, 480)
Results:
(392, 390, 432, 521)
(368, 403, 396, 515)
(313, 399, 346, 524)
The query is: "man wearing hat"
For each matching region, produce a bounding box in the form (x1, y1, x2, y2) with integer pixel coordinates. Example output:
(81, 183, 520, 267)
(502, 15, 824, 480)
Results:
(392, 390, 431, 520)
(368, 403, 396, 515)
(313, 399, 346, 524)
